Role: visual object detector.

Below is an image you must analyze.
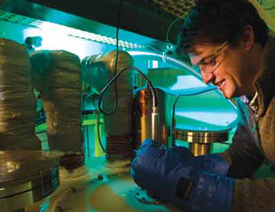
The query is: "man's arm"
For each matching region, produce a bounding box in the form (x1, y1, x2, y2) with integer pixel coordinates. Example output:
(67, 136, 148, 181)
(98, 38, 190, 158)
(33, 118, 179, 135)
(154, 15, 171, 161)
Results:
(233, 178, 275, 212)
(220, 124, 264, 178)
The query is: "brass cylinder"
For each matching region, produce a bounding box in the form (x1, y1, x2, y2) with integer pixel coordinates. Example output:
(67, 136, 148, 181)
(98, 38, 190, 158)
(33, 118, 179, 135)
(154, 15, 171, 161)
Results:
(175, 128, 229, 156)
(133, 87, 170, 149)
(189, 143, 212, 156)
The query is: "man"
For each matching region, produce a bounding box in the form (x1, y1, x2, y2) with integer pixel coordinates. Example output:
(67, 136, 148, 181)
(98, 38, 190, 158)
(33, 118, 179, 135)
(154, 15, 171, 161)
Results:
(130, 0, 275, 211)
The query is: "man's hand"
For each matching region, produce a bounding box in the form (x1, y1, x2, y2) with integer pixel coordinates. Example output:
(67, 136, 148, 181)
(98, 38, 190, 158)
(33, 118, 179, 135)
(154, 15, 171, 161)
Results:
(130, 139, 235, 212)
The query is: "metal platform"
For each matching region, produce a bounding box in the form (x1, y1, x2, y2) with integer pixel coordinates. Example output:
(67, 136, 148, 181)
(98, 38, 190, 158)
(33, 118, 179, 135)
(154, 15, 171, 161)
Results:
(0, 150, 59, 212)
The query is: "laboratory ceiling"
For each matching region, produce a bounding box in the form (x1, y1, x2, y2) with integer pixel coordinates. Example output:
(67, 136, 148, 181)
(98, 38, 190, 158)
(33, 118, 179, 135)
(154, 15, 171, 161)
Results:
(0, 0, 274, 49)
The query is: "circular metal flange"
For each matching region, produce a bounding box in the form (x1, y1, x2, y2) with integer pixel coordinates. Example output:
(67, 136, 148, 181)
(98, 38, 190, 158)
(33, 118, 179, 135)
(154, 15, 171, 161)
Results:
(174, 129, 229, 144)
(0, 150, 59, 212)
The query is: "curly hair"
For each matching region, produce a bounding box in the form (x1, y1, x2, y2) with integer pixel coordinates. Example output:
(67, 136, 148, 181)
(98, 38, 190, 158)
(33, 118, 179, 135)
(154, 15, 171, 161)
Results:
(177, 0, 269, 54)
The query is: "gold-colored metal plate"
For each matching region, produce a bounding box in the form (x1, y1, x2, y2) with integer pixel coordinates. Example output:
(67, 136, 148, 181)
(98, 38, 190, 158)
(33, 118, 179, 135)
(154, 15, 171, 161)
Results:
(175, 129, 229, 144)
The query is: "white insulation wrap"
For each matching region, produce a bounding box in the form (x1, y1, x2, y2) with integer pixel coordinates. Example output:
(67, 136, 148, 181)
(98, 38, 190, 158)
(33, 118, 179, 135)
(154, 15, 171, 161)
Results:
(0, 38, 40, 150)
(30, 50, 83, 153)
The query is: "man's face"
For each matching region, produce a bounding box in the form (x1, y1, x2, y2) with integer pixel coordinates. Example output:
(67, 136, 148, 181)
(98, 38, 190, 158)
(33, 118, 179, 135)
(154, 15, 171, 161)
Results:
(188, 41, 258, 99)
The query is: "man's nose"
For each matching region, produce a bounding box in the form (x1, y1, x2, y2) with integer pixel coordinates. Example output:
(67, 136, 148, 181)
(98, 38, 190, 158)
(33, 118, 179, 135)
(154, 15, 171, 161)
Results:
(201, 70, 214, 84)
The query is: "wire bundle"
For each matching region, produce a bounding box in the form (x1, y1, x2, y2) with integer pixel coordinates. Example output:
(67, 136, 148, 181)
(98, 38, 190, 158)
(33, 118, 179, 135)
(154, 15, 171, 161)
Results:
(0, 38, 40, 150)
(30, 50, 83, 152)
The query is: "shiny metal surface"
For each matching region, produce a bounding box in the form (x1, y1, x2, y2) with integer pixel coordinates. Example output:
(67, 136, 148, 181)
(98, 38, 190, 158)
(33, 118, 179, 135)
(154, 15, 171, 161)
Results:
(0, 150, 59, 212)
(133, 87, 171, 148)
(175, 129, 229, 156)
(174, 129, 229, 144)
(189, 143, 212, 157)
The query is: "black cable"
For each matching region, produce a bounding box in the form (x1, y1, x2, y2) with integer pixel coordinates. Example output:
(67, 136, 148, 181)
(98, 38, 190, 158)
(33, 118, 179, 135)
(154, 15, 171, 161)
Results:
(171, 95, 181, 146)
(96, 66, 157, 153)
(96, 110, 106, 153)
(96, 0, 123, 153)
(111, 0, 123, 113)
(99, 66, 157, 110)
(98, 0, 123, 116)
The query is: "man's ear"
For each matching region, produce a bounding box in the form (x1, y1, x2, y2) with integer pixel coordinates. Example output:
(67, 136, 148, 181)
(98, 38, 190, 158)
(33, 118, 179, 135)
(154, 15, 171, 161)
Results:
(242, 24, 255, 51)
